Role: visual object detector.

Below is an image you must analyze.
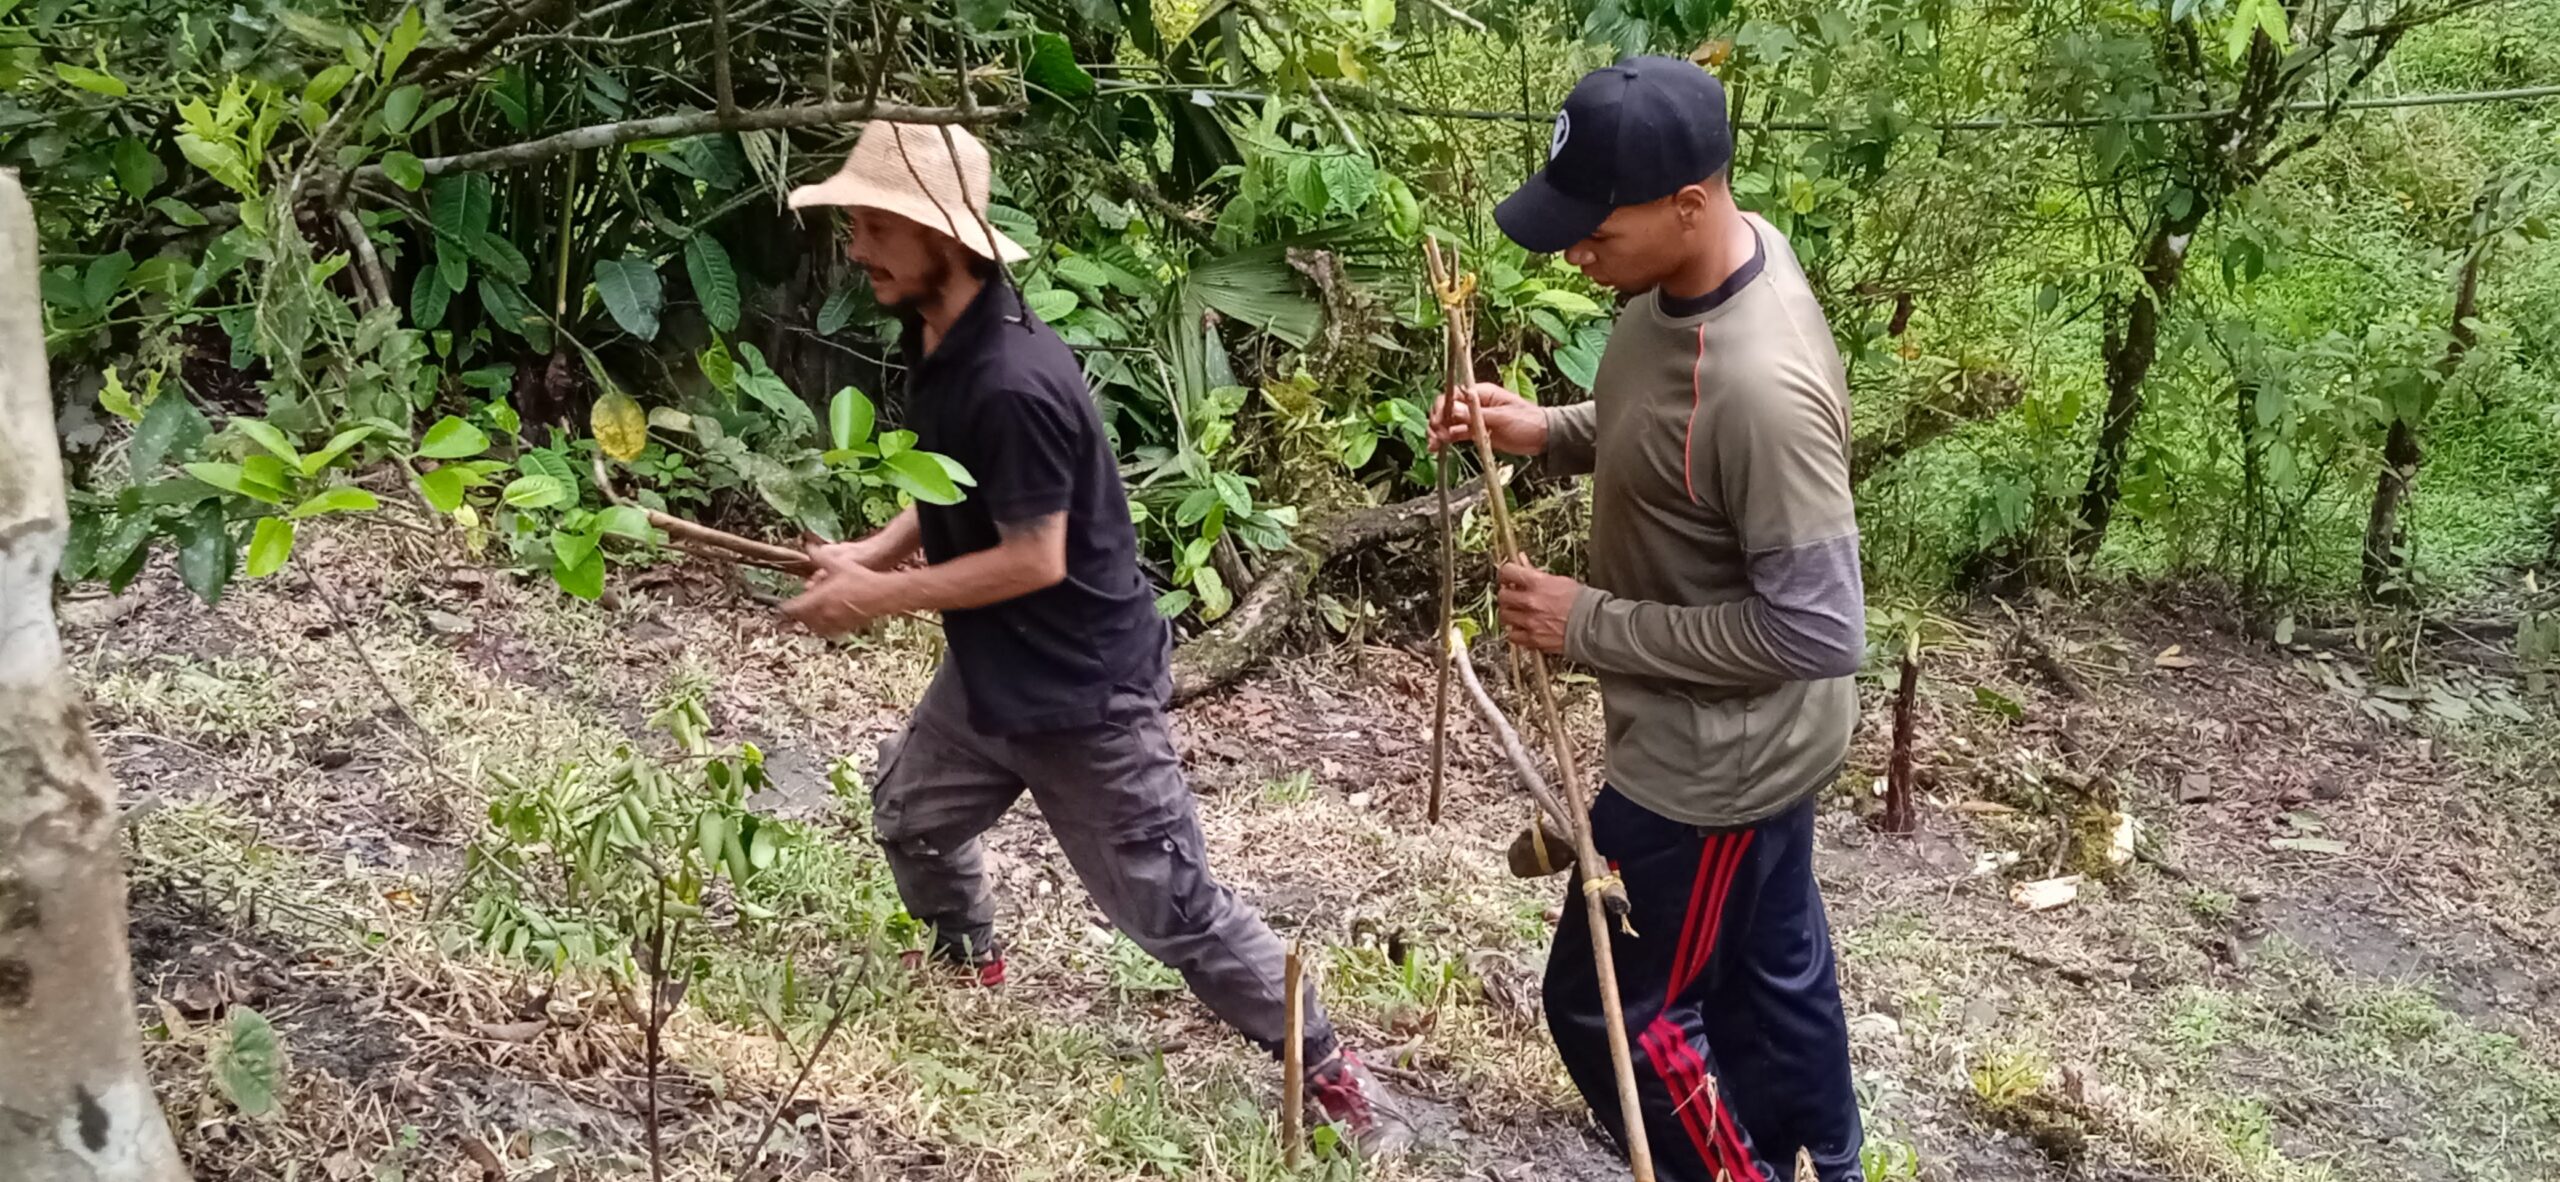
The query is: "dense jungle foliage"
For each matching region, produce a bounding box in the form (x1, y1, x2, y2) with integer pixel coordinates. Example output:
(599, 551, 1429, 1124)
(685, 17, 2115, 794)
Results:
(10, 0, 2559, 636)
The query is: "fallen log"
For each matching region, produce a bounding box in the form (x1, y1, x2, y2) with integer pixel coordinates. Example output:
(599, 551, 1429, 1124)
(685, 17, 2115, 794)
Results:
(1169, 484, 1485, 702)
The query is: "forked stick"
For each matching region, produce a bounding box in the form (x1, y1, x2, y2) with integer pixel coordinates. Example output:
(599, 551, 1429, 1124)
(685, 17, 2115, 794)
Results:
(1424, 238, 1654, 1182)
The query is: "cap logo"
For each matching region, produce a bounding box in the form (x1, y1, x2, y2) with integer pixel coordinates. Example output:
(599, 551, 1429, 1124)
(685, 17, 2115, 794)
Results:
(1549, 110, 1571, 160)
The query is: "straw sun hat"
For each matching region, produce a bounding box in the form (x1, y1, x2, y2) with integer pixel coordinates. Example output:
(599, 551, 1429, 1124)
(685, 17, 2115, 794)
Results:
(787, 121, 1028, 263)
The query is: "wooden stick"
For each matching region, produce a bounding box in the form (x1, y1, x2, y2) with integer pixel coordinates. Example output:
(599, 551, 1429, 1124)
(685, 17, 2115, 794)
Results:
(1445, 629, 1569, 825)
(1427, 306, 1460, 827)
(1425, 239, 1653, 1182)
(1281, 942, 1305, 1167)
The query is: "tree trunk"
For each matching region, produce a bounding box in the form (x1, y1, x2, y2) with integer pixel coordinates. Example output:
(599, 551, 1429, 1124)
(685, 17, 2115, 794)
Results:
(1881, 653, 1920, 834)
(0, 171, 188, 1179)
(2362, 215, 2487, 603)
(2074, 217, 2197, 557)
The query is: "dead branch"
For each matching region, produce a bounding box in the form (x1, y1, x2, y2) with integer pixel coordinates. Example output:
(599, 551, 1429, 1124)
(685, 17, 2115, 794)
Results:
(332, 206, 394, 311)
(2006, 627, 2091, 702)
(354, 98, 1020, 182)
(1169, 484, 1485, 701)
(405, 0, 575, 84)
(1445, 631, 1571, 825)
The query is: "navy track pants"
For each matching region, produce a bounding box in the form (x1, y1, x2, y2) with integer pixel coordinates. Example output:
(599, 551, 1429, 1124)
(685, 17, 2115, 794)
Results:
(1545, 787, 1862, 1182)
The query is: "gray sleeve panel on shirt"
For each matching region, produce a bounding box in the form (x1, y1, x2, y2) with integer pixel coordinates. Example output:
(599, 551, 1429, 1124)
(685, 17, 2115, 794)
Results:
(1540, 401, 1599, 478)
(1565, 532, 1867, 686)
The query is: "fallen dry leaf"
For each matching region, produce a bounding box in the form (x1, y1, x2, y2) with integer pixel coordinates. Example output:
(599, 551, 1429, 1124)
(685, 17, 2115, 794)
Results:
(2154, 645, 2199, 670)
(472, 1018, 549, 1043)
(2011, 874, 2085, 912)
(2268, 836, 2350, 856)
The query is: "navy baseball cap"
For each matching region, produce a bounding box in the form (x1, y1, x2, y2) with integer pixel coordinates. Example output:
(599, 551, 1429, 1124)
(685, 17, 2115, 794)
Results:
(1495, 57, 1734, 254)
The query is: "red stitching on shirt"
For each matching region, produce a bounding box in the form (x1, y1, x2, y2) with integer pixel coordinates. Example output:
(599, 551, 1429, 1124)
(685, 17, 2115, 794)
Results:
(1683, 322, 1706, 504)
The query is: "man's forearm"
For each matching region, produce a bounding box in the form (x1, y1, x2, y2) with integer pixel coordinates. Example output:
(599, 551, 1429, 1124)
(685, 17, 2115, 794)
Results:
(860, 513, 1067, 615)
(863, 546, 1057, 614)
(855, 507, 924, 569)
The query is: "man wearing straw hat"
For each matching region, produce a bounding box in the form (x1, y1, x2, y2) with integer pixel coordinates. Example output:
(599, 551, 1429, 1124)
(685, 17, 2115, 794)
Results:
(777, 121, 1415, 1155)
(1431, 59, 1866, 1182)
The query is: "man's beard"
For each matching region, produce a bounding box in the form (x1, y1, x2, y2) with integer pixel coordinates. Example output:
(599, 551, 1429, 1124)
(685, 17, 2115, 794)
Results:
(872, 252, 955, 312)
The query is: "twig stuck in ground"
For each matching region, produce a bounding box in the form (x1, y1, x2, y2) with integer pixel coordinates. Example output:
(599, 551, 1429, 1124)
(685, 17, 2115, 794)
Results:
(1282, 942, 1305, 1167)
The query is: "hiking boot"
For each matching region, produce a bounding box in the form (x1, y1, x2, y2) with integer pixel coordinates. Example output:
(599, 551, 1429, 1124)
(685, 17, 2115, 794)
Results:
(1306, 1050, 1418, 1158)
(1506, 822, 1578, 878)
(901, 937, 1007, 988)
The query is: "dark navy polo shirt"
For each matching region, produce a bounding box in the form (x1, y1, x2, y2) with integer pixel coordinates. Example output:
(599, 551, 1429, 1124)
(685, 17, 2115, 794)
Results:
(902, 279, 1168, 736)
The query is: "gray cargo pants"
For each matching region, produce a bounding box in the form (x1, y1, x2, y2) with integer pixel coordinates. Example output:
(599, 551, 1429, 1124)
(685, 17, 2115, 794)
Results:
(869, 661, 1335, 1060)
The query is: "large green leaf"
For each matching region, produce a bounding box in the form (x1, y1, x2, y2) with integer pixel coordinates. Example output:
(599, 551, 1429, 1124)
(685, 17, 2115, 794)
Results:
(55, 63, 128, 96)
(131, 392, 210, 481)
(684, 235, 740, 334)
(469, 233, 533, 285)
(1026, 32, 1096, 100)
(552, 550, 605, 601)
(212, 1006, 286, 1118)
(430, 173, 492, 245)
(830, 386, 875, 451)
(379, 84, 424, 133)
(1182, 243, 1330, 349)
(418, 466, 470, 512)
(477, 277, 549, 348)
(230, 418, 302, 467)
(300, 426, 375, 476)
(502, 474, 572, 509)
(245, 517, 296, 577)
(172, 504, 236, 603)
(381, 151, 425, 191)
(881, 450, 964, 505)
(518, 448, 579, 491)
(734, 344, 816, 442)
(815, 287, 858, 336)
(409, 267, 451, 329)
(417, 416, 490, 459)
(594, 257, 664, 341)
(382, 6, 426, 78)
(287, 487, 379, 518)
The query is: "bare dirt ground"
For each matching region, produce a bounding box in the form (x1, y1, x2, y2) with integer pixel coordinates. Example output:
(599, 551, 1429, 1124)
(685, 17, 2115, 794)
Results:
(65, 528, 2560, 1181)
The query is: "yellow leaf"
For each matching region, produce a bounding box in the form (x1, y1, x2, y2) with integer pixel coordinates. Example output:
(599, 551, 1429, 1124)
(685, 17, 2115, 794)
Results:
(591, 390, 649, 461)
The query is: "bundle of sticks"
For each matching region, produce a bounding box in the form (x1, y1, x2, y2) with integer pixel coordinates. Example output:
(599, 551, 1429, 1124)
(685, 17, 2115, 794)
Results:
(1420, 240, 1655, 1182)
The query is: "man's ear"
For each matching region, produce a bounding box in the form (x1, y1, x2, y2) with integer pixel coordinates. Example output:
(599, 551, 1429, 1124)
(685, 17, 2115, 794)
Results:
(1673, 183, 1716, 223)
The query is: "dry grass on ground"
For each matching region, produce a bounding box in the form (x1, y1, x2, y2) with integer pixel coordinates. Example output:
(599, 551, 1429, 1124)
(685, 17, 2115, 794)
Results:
(65, 524, 2560, 1181)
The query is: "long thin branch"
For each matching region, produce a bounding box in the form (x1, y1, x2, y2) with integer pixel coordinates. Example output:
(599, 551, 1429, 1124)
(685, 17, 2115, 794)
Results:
(353, 99, 1020, 182)
(1087, 80, 2560, 130)
(406, 0, 574, 84)
(1446, 631, 1570, 825)
(736, 972, 860, 1181)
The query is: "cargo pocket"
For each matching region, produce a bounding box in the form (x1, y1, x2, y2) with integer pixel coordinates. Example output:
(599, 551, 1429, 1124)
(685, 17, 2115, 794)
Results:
(866, 729, 912, 844)
(1088, 817, 1212, 950)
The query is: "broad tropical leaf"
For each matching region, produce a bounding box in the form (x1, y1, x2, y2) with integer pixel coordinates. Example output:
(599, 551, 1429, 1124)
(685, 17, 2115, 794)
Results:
(685, 235, 741, 333)
(594, 257, 664, 340)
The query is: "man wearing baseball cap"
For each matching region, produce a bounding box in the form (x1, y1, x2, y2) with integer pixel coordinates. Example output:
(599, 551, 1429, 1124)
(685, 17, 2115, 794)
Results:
(1430, 59, 1866, 1180)
(780, 121, 1414, 1155)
